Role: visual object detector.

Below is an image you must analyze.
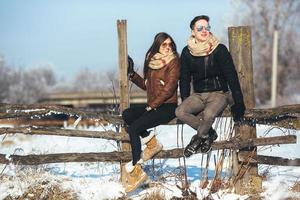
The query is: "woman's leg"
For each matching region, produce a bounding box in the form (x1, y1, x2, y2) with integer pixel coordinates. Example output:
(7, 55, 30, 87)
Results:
(122, 105, 150, 138)
(127, 104, 176, 165)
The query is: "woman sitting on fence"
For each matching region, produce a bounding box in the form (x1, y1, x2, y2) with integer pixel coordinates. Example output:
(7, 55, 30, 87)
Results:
(122, 32, 180, 193)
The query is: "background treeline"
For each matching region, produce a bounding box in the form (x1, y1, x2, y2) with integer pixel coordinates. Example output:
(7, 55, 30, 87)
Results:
(0, 58, 120, 104)
(0, 1, 299, 106)
(233, 0, 300, 105)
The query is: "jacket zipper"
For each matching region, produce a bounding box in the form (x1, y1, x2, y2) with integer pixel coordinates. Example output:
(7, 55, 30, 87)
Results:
(213, 77, 217, 89)
(216, 76, 221, 89)
(204, 57, 208, 90)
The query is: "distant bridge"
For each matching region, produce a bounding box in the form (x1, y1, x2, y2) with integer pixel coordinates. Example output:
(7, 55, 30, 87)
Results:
(39, 91, 148, 110)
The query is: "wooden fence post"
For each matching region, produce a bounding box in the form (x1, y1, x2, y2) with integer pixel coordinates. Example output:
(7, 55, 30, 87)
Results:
(228, 26, 262, 194)
(117, 20, 130, 184)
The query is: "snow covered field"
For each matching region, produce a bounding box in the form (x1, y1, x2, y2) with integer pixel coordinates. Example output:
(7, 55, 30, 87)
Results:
(0, 122, 299, 199)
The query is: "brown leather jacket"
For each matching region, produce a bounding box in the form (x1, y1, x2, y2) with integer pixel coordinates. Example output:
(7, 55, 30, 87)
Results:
(130, 58, 180, 109)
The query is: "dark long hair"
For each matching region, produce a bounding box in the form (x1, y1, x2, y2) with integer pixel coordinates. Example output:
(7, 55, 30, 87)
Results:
(143, 32, 178, 77)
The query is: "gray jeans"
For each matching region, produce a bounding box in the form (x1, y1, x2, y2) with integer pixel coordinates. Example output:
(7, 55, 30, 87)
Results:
(175, 91, 229, 138)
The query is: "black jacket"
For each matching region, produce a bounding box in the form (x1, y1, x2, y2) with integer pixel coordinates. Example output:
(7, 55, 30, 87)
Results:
(179, 43, 244, 105)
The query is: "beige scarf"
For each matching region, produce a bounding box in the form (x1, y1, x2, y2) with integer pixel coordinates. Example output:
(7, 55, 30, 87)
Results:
(187, 33, 220, 56)
(148, 52, 176, 69)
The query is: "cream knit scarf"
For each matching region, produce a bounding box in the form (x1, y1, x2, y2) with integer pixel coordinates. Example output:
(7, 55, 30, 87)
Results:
(148, 51, 176, 69)
(187, 33, 220, 56)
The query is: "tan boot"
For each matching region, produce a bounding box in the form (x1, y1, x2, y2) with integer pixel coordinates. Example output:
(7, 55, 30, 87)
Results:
(142, 132, 163, 161)
(124, 161, 148, 193)
(121, 159, 143, 187)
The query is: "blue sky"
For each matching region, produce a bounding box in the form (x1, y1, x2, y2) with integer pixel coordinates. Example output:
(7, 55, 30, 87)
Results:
(0, 0, 235, 80)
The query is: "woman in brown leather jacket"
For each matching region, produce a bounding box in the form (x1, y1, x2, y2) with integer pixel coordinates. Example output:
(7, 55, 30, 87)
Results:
(122, 32, 180, 193)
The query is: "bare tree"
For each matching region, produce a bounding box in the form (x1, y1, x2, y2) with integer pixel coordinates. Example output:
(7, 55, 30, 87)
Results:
(0, 55, 13, 102)
(0, 58, 57, 104)
(232, 0, 300, 105)
(70, 68, 115, 92)
(7, 66, 57, 104)
(34, 65, 56, 86)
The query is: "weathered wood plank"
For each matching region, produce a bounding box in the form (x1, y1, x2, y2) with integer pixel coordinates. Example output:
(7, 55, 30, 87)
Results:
(0, 152, 132, 165)
(0, 127, 129, 141)
(0, 103, 123, 124)
(229, 26, 259, 194)
(211, 135, 296, 150)
(238, 154, 300, 166)
(0, 127, 296, 146)
(1, 103, 299, 129)
(117, 19, 131, 184)
(0, 135, 296, 165)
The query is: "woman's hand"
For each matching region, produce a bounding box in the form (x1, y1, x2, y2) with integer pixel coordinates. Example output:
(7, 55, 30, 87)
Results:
(145, 106, 152, 111)
(127, 55, 135, 78)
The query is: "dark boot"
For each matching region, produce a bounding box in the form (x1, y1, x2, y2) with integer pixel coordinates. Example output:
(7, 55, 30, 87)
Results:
(184, 134, 205, 157)
(200, 128, 218, 153)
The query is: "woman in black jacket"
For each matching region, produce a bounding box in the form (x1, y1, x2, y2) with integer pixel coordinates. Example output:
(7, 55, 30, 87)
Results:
(175, 15, 246, 157)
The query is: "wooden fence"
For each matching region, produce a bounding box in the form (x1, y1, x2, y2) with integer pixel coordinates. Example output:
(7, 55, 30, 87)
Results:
(0, 103, 299, 164)
(0, 104, 299, 195)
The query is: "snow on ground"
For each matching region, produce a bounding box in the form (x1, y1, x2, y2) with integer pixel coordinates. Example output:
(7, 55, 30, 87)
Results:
(0, 122, 299, 199)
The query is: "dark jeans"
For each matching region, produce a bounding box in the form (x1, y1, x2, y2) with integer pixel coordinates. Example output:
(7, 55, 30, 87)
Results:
(122, 103, 176, 165)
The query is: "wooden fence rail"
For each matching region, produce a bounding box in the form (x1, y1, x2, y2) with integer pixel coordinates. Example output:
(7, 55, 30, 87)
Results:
(0, 127, 126, 141)
(0, 134, 297, 165)
(1, 103, 299, 129)
(0, 152, 297, 166)
(0, 127, 297, 145)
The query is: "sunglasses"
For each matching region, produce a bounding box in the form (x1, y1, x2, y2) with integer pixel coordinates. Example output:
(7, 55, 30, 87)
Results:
(161, 42, 172, 48)
(197, 25, 211, 32)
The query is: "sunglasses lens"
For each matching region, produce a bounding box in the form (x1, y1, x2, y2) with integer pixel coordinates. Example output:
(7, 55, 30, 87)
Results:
(197, 25, 211, 32)
(162, 43, 171, 48)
